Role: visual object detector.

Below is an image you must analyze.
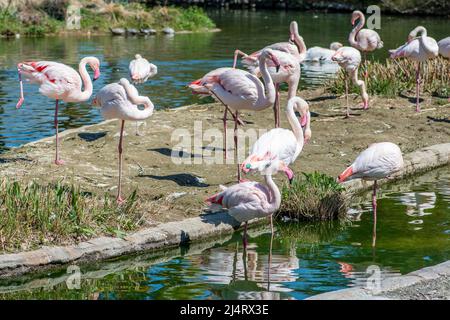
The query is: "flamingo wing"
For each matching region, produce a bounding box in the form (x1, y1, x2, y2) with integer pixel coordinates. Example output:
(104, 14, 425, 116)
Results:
(250, 128, 298, 165)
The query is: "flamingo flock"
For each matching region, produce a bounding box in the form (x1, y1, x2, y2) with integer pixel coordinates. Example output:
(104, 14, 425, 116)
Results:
(14, 10, 448, 248)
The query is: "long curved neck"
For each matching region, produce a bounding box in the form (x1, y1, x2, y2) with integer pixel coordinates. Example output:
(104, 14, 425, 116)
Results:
(349, 12, 364, 47)
(121, 80, 155, 120)
(264, 173, 281, 213)
(286, 97, 305, 144)
(291, 23, 306, 57)
(350, 68, 368, 104)
(78, 58, 94, 101)
(255, 54, 276, 108)
(414, 27, 435, 54)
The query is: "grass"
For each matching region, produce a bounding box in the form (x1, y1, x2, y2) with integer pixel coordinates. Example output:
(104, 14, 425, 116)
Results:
(0, 2, 215, 36)
(0, 179, 143, 253)
(277, 171, 349, 221)
(327, 57, 450, 98)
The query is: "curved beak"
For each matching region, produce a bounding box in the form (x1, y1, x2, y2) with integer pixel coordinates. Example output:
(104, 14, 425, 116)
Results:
(271, 54, 281, 73)
(93, 69, 101, 81)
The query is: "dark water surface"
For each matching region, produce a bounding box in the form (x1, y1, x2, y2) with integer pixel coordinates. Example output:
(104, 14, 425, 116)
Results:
(0, 10, 448, 152)
(0, 167, 448, 300)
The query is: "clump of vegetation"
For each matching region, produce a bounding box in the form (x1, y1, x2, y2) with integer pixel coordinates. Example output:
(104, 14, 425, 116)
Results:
(277, 172, 349, 221)
(0, 179, 143, 253)
(327, 57, 450, 98)
(0, 8, 62, 36)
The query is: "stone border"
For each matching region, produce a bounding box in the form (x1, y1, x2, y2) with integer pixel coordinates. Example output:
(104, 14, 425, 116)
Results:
(306, 260, 450, 300)
(0, 143, 449, 279)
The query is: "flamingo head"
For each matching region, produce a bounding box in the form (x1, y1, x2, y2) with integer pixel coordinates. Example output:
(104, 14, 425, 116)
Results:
(87, 57, 101, 81)
(351, 10, 362, 26)
(267, 50, 281, 72)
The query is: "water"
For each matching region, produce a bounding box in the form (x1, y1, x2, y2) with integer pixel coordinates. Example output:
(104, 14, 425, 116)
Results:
(0, 167, 448, 300)
(0, 10, 448, 152)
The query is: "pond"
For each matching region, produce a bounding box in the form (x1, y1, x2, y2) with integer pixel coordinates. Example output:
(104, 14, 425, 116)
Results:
(0, 167, 448, 300)
(0, 10, 448, 152)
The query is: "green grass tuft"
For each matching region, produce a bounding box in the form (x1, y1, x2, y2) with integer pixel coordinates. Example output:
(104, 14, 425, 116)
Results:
(277, 171, 349, 221)
(0, 179, 143, 253)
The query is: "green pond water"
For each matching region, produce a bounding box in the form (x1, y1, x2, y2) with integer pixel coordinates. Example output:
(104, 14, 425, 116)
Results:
(0, 167, 448, 300)
(0, 10, 448, 152)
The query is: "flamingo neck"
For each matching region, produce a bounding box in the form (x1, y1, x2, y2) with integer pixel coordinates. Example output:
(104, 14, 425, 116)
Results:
(291, 22, 306, 58)
(78, 58, 94, 101)
(349, 12, 364, 47)
(286, 97, 305, 147)
(350, 68, 369, 106)
(257, 54, 276, 107)
(264, 173, 281, 213)
(120, 79, 155, 120)
(413, 27, 435, 54)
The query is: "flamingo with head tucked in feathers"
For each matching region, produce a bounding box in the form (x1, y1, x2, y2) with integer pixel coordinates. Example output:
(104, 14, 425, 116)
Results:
(189, 49, 281, 181)
(207, 157, 285, 246)
(331, 46, 369, 116)
(338, 142, 404, 247)
(92, 78, 154, 203)
(438, 37, 450, 58)
(16, 57, 101, 165)
(389, 26, 439, 112)
(304, 42, 343, 62)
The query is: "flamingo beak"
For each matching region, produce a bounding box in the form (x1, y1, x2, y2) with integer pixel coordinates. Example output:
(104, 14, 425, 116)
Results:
(271, 54, 281, 73)
(290, 32, 295, 42)
(93, 69, 100, 81)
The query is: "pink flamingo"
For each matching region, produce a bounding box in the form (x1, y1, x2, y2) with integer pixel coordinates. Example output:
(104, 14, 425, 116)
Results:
(389, 26, 439, 112)
(438, 37, 450, 58)
(92, 78, 154, 203)
(128, 54, 158, 136)
(331, 46, 369, 116)
(338, 142, 404, 247)
(189, 49, 281, 181)
(241, 96, 311, 183)
(348, 10, 383, 81)
(16, 57, 101, 165)
(207, 157, 284, 246)
(304, 42, 343, 62)
(233, 21, 306, 128)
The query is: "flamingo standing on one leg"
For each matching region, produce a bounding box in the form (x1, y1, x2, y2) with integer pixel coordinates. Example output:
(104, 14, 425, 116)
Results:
(438, 37, 450, 101)
(331, 46, 369, 116)
(92, 78, 154, 203)
(348, 10, 383, 83)
(16, 57, 101, 165)
(389, 26, 439, 112)
(189, 49, 281, 181)
(207, 157, 284, 247)
(128, 54, 158, 136)
(233, 21, 306, 128)
(304, 42, 343, 62)
(337, 142, 404, 247)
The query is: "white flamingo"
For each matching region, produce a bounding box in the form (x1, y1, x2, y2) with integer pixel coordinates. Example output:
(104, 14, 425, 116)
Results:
(438, 37, 450, 58)
(389, 26, 439, 112)
(304, 42, 343, 62)
(189, 49, 281, 181)
(16, 57, 101, 165)
(241, 97, 311, 183)
(207, 157, 284, 245)
(331, 46, 369, 116)
(338, 142, 404, 247)
(92, 78, 154, 203)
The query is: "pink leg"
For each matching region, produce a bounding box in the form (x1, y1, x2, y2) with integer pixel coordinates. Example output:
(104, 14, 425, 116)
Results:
(345, 75, 350, 118)
(372, 180, 377, 248)
(16, 65, 24, 109)
(363, 52, 368, 83)
(54, 100, 64, 165)
(117, 120, 125, 204)
(243, 221, 248, 249)
(234, 110, 240, 182)
(269, 215, 274, 235)
(273, 84, 280, 128)
(415, 62, 421, 113)
(223, 108, 227, 161)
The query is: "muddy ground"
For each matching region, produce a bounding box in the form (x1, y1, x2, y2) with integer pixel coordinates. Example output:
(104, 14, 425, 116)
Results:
(0, 88, 449, 226)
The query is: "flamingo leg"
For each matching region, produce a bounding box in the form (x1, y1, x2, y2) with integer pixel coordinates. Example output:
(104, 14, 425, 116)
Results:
(345, 74, 350, 118)
(415, 62, 421, 113)
(117, 120, 125, 204)
(54, 99, 64, 165)
(269, 214, 274, 235)
(372, 180, 378, 248)
(273, 84, 280, 128)
(363, 52, 368, 84)
(16, 64, 24, 109)
(223, 107, 228, 161)
(243, 221, 248, 249)
(234, 110, 241, 182)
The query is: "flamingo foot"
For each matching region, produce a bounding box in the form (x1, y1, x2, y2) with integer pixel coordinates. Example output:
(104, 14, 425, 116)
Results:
(16, 98, 24, 109)
(54, 159, 65, 165)
(361, 101, 369, 110)
(116, 196, 125, 204)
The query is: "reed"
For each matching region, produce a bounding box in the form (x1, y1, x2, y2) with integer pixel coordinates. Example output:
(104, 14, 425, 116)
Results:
(0, 179, 142, 253)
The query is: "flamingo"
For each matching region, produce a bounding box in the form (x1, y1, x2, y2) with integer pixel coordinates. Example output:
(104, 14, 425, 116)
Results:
(92, 78, 154, 203)
(241, 96, 311, 183)
(189, 49, 281, 181)
(337, 142, 404, 247)
(233, 21, 306, 128)
(304, 42, 343, 62)
(207, 157, 284, 246)
(438, 37, 450, 58)
(389, 26, 439, 112)
(348, 10, 383, 82)
(331, 46, 369, 116)
(128, 54, 158, 136)
(16, 57, 101, 165)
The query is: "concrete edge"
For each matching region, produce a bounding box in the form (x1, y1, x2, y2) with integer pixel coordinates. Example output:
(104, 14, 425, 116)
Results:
(306, 260, 450, 300)
(0, 143, 449, 279)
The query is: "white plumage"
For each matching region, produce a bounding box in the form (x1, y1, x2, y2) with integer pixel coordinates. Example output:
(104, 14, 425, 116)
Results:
(129, 54, 158, 84)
